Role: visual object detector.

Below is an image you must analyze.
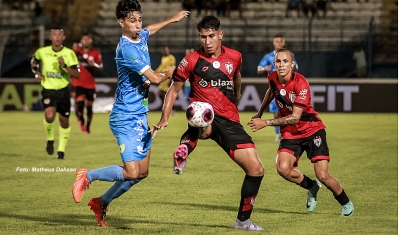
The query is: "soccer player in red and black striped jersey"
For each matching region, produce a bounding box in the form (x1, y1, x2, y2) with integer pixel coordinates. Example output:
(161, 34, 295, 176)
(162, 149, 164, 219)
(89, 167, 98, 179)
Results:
(153, 16, 265, 231)
(248, 49, 354, 216)
(71, 33, 103, 134)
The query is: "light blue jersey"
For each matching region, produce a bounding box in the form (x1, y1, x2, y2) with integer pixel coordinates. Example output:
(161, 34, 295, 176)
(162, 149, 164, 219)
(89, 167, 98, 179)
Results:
(110, 29, 153, 162)
(113, 30, 151, 114)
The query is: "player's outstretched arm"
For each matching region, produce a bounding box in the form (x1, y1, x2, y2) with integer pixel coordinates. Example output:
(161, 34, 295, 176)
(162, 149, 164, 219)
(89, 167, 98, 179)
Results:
(250, 88, 273, 120)
(143, 66, 175, 84)
(151, 80, 184, 138)
(146, 11, 190, 36)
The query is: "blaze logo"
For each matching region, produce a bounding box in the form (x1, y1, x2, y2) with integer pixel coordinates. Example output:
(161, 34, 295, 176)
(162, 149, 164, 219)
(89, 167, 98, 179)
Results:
(198, 79, 233, 88)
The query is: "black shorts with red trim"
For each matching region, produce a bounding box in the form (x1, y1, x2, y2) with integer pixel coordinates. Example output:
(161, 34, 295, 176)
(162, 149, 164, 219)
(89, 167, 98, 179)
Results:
(75, 86, 96, 102)
(278, 128, 330, 167)
(209, 114, 255, 158)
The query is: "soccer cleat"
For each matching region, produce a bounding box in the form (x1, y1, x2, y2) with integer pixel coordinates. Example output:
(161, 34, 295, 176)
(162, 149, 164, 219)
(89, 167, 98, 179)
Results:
(306, 180, 321, 212)
(80, 124, 86, 133)
(173, 144, 188, 175)
(88, 197, 107, 227)
(57, 151, 64, 159)
(72, 168, 90, 203)
(232, 219, 264, 231)
(341, 201, 354, 216)
(46, 140, 54, 155)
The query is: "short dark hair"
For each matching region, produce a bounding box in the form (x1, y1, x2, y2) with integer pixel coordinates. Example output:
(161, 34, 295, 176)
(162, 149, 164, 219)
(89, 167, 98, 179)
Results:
(81, 32, 92, 38)
(275, 48, 294, 60)
(197, 15, 220, 32)
(51, 26, 63, 31)
(274, 34, 284, 39)
(115, 0, 141, 19)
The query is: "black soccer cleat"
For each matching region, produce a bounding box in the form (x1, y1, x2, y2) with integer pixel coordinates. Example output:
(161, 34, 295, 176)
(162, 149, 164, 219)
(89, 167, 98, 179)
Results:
(57, 151, 64, 160)
(46, 140, 54, 155)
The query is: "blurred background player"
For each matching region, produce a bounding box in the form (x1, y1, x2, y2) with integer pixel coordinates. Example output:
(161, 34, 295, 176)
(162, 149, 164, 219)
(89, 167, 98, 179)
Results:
(71, 33, 103, 134)
(257, 34, 298, 143)
(153, 15, 265, 231)
(71, 0, 189, 227)
(183, 48, 194, 104)
(156, 46, 175, 105)
(30, 26, 80, 159)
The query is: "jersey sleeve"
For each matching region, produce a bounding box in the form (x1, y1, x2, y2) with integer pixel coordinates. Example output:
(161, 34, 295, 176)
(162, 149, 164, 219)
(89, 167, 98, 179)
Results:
(34, 48, 42, 61)
(235, 52, 242, 75)
(67, 49, 79, 67)
(257, 54, 269, 68)
(173, 55, 194, 82)
(293, 76, 311, 109)
(122, 44, 150, 75)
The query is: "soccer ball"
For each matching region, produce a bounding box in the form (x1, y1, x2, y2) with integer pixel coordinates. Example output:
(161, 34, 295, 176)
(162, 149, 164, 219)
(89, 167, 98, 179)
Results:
(186, 101, 214, 128)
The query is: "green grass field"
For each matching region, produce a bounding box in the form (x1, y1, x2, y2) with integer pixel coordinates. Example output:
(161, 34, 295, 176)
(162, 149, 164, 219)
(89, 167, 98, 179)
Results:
(0, 112, 397, 235)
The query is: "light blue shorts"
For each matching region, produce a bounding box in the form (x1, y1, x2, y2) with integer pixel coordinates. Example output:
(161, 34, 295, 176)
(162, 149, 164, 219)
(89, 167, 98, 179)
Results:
(109, 112, 152, 163)
(269, 98, 278, 113)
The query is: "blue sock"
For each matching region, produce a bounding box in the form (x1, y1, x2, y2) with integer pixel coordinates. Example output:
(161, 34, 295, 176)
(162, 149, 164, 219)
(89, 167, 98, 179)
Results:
(86, 165, 124, 183)
(100, 180, 140, 206)
(274, 126, 280, 135)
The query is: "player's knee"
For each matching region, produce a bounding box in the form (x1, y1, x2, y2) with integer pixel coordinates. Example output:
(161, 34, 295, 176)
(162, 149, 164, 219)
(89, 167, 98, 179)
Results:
(315, 171, 329, 183)
(276, 164, 291, 178)
(77, 101, 85, 111)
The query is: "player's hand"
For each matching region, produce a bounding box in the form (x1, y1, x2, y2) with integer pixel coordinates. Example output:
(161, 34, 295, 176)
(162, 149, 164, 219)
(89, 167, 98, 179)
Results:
(248, 118, 267, 132)
(58, 56, 66, 68)
(247, 113, 261, 124)
(169, 11, 190, 22)
(149, 120, 169, 139)
(34, 72, 43, 82)
(165, 66, 175, 79)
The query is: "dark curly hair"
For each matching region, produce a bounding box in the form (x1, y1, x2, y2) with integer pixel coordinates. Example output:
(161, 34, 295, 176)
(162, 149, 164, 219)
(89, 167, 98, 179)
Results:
(115, 0, 141, 19)
(196, 15, 220, 32)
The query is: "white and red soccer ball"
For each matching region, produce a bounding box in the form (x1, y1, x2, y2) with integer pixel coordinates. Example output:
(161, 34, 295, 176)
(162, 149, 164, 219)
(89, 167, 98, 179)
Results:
(186, 101, 214, 128)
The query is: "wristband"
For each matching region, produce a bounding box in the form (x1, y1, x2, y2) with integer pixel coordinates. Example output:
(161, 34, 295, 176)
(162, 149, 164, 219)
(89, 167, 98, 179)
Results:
(31, 66, 39, 74)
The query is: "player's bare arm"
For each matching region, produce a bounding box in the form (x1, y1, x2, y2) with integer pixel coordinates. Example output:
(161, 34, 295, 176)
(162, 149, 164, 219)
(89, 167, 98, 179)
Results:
(233, 72, 241, 105)
(146, 11, 189, 36)
(143, 66, 175, 84)
(249, 88, 273, 121)
(58, 56, 80, 78)
(248, 106, 303, 132)
(151, 80, 184, 138)
(30, 57, 43, 81)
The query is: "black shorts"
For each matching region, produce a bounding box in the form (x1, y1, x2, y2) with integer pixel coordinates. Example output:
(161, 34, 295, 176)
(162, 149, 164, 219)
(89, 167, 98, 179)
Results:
(278, 129, 330, 167)
(41, 86, 71, 118)
(75, 86, 96, 102)
(187, 114, 255, 159)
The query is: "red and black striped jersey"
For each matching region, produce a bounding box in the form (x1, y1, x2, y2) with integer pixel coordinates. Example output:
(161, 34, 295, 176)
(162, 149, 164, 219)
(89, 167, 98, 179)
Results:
(268, 71, 326, 139)
(173, 46, 242, 123)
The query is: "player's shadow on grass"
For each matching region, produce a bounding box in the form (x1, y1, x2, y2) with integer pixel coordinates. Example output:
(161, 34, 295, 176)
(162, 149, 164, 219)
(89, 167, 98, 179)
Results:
(0, 211, 230, 230)
(154, 201, 308, 215)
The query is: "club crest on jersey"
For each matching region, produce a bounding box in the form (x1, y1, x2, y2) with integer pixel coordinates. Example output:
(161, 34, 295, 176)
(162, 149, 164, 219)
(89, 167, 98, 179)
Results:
(313, 136, 322, 147)
(213, 61, 220, 69)
(280, 89, 286, 96)
(225, 62, 233, 74)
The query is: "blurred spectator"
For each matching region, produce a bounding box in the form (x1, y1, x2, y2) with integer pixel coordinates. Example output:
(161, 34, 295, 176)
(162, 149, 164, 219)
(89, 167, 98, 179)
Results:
(286, 0, 301, 18)
(315, 0, 328, 18)
(156, 47, 176, 104)
(353, 43, 367, 78)
(301, 0, 316, 18)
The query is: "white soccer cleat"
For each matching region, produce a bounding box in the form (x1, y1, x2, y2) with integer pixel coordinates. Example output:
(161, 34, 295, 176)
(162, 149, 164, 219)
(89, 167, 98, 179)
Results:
(232, 219, 264, 231)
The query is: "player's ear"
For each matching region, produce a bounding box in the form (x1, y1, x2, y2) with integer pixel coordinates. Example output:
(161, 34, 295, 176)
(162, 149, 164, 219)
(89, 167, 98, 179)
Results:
(219, 30, 223, 40)
(118, 19, 123, 27)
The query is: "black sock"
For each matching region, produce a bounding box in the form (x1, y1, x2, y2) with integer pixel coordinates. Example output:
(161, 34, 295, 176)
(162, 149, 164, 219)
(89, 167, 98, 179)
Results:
(237, 175, 263, 222)
(298, 174, 314, 190)
(334, 189, 350, 205)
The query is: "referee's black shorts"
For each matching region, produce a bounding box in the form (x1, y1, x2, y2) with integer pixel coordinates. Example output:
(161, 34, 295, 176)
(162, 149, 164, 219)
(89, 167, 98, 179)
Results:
(41, 86, 71, 118)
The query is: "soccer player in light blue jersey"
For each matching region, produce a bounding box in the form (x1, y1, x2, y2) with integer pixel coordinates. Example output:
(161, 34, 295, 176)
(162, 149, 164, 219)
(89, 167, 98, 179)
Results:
(71, 0, 189, 227)
(257, 35, 298, 143)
